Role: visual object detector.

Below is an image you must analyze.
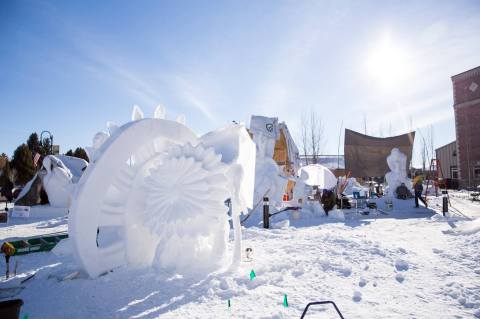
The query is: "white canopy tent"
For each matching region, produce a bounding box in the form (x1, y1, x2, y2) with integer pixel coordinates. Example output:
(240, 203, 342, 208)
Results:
(299, 164, 337, 189)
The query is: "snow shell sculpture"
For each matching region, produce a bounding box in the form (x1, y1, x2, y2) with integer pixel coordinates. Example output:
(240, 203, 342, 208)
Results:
(69, 106, 256, 278)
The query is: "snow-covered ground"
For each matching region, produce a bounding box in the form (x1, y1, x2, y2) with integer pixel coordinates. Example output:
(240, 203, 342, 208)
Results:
(1, 195, 480, 318)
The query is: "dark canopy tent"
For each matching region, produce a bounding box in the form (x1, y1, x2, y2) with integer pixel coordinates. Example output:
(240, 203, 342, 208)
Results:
(344, 129, 415, 177)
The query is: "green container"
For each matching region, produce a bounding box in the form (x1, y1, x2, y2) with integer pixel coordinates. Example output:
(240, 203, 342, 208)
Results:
(3, 233, 68, 256)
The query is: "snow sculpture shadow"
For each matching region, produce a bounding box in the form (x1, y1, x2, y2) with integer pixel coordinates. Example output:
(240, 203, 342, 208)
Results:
(69, 106, 255, 278)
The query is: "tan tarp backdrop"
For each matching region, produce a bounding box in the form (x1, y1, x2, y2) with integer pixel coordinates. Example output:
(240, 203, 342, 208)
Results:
(344, 129, 415, 177)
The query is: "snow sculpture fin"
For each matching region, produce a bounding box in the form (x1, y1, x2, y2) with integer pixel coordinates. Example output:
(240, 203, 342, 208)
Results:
(132, 105, 144, 121)
(154, 105, 166, 119)
(107, 121, 119, 135)
(92, 132, 109, 149)
(176, 114, 186, 125)
(84, 147, 96, 163)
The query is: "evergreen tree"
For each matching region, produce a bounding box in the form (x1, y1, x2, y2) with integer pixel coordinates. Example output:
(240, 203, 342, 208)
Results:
(0, 153, 8, 171)
(0, 158, 13, 201)
(27, 133, 42, 155)
(0, 158, 12, 185)
(41, 137, 52, 156)
(73, 147, 89, 162)
(0, 153, 12, 184)
(65, 149, 74, 156)
(11, 144, 36, 185)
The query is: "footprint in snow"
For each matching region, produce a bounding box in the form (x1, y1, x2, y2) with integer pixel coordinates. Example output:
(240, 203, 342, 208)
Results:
(353, 291, 362, 302)
(359, 278, 367, 287)
(394, 259, 409, 271)
(395, 273, 405, 283)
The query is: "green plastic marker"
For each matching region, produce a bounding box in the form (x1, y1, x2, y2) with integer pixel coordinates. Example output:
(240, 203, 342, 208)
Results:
(283, 294, 288, 307)
(250, 269, 256, 280)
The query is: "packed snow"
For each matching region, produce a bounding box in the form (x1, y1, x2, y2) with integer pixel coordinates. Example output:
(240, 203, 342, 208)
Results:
(1, 194, 480, 318)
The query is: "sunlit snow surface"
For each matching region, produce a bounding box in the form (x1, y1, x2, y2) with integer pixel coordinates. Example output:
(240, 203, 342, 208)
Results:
(2, 194, 480, 318)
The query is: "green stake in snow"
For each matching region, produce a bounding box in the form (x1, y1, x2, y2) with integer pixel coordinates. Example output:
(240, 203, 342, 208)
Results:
(283, 294, 288, 307)
(228, 299, 231, 308)
(250, 269, 256, 281)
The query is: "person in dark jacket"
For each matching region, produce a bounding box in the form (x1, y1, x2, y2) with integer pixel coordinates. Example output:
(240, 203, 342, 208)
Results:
(321, 189, 336, 215)
(413, 172, 427, 208)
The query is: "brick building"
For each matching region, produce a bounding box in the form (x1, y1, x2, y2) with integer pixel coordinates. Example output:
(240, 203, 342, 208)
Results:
(452, 66, 480, 188)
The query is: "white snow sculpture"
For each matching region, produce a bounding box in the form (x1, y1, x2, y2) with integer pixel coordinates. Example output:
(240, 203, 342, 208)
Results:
(338, 176, 368, 195)
(145, 142, 231, 273)
(249, 116, 287, 207)
(69, 106, 256, 278)
(200, 124, 256, 268)
(41, 156, 74, 208)
(385, 148, 411, 197)
(15, 155, 87, 208)
(292, 170, 307, 205)
(250, 116, 278, 158)
(56, 155, 88, 183)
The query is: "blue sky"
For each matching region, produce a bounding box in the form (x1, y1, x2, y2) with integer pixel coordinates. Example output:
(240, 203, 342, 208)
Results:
(1, 1, 479, 166)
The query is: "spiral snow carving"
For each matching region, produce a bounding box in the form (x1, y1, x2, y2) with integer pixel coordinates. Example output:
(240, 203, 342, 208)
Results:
(69, 106, 256, 278)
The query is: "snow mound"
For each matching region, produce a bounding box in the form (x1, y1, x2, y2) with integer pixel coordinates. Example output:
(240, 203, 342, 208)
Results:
(450, 218, 480, 235)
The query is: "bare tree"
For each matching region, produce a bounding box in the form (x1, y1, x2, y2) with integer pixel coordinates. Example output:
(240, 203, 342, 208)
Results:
(337, 120, 343, 169)
(421, 137, 427, 172)
(418, 127, 434, 173)
(378, 124, 384, 137)
(428, 125, 434, 161)
(300, 109, 325, 164)
(300, 111, 309, 165)
(363, 113, 367, 135)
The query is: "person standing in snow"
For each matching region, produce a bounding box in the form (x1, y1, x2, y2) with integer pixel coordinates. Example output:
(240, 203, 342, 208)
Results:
(321, 189, 336, 215)
(413, 172, 427, 208)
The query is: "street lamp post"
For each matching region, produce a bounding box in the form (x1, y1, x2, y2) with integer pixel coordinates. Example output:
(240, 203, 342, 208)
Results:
(40, 130, 54, 155)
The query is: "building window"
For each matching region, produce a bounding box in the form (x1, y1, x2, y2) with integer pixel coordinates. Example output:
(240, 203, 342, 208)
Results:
(474, 166, 480, 179)
(451, 166, 458, 179)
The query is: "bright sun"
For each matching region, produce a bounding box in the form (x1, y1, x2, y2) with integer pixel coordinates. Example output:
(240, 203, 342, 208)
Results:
(366, 33, 412, 87)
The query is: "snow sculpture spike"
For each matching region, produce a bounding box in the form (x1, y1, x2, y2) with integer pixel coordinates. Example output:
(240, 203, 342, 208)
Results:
(153, 104, 166, 119)
(69, 112, 256, 278)
(107, 121, 119, 135)
(176, 114, 186, 125)
(131, 105, 144, 121)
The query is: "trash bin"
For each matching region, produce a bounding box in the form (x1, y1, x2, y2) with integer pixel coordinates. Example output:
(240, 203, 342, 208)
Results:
(0, 299, 24, 319)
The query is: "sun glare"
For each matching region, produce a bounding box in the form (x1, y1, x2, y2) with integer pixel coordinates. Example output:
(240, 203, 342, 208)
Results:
(366, 33, 412, 87)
